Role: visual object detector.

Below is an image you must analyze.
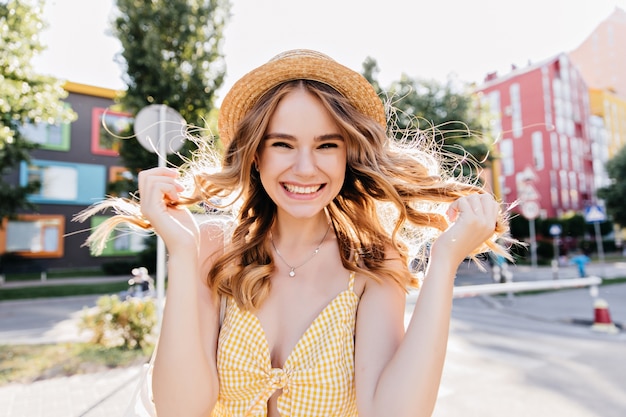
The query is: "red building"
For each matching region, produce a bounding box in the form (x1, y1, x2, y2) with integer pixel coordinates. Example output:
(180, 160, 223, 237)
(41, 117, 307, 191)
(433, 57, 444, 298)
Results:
(477, 54, 595, 219)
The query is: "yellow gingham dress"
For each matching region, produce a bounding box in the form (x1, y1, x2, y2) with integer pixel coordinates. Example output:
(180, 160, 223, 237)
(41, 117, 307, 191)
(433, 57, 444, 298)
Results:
(212, 272, 359, 417)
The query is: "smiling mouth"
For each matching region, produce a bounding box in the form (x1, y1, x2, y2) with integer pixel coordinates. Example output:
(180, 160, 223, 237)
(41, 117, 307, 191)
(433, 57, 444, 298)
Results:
(282, 183, 325, 194)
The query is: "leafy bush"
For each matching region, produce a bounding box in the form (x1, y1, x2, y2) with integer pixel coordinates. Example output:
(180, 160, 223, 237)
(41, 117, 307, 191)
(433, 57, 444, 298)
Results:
(80, 295, 157, 349)
(101, 260, 140, 275)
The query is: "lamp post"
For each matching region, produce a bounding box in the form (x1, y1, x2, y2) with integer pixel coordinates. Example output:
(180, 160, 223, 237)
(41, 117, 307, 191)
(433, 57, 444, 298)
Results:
(549, 224, 562, 279)
(134, 104, 187, 327)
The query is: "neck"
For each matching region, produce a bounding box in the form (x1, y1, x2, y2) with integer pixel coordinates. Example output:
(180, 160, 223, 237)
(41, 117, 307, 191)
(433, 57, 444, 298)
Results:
(270, 217, 332, 277)
(271, 213, 330, 246)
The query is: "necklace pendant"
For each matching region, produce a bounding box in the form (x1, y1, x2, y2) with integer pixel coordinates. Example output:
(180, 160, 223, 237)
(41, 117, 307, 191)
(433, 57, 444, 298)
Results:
(289, 268, 296, 277)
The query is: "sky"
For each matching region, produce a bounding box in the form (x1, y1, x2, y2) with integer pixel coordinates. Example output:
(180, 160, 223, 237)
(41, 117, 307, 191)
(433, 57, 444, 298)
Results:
(32, 0, 626, 104)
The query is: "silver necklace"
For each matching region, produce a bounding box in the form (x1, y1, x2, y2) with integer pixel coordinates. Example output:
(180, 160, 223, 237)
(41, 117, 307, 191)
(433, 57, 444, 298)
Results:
(270, 223, 332, 277)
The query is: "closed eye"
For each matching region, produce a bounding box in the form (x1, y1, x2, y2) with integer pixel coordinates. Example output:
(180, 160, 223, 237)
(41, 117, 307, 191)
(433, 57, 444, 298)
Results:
(271, 141, 293, 149)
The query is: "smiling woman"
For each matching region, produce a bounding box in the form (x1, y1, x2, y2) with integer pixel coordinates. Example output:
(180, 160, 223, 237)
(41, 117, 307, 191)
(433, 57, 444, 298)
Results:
(75, 49, 511, 417)
(256, 85, 348, 222)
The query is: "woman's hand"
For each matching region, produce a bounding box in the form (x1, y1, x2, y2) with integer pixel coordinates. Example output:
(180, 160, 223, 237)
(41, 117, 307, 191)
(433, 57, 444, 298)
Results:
(138, 167, 199, 254)
(431, 193, 500, 266)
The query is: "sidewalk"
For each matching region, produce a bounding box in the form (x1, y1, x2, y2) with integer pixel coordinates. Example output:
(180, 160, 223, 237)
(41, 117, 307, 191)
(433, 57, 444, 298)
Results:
(1, 262, 625, 417)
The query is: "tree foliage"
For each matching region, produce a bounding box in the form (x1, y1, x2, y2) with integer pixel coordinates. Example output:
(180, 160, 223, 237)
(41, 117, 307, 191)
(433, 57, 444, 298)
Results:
(361, 58, 491, 178)
(111, 0, 230, 180)
(598, 145, 626, 225)
(0, 0, 76, 221)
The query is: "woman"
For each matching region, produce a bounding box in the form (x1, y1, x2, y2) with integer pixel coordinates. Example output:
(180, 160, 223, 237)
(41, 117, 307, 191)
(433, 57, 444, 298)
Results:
(79, 49, 509, 417)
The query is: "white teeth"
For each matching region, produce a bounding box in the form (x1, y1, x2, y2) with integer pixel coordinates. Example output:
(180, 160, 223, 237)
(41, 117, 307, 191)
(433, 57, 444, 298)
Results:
(283, 184, 320, 194)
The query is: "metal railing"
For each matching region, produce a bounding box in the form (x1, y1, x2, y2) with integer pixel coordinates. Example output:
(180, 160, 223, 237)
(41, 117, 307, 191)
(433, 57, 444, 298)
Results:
(407, 276, 602, 301)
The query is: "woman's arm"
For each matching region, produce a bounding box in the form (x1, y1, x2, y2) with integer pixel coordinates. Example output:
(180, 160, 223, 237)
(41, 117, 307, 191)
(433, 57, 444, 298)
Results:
(137, 167, 221, 417)
(355, 193, 500, 417)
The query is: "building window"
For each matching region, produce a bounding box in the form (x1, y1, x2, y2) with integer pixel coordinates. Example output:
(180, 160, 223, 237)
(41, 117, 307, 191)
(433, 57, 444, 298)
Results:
(19, 116, 71, 151)
(550, 171, 559, 208)
(569, 172, 579, 208)
(571, 138, 582, 172)
(107, 166, 135, 198)
(20, 159, 106, 205)
(560, 170, 569, 208)
(1, 215, 64, 258)
(531, 131, 544, 170)
(579, 173, 587, 204)
(499, 139, 514, 176)
(91, 108, 133, 156)
(89, 216, 147, 256)
(560, 134, 569, 170)
(26, 163, 78, 200)
(509, 83, 523, 138)
(550, 133, 559, 169)
(487, 91, 502, 138)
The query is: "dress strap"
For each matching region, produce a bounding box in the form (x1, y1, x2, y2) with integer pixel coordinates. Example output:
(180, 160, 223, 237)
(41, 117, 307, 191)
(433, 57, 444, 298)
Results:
(348, 271, 356, 292)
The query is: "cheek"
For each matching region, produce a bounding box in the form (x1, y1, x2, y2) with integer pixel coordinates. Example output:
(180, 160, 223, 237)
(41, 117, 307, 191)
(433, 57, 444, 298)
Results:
(326, 156, 347, 185)
(257, 151, 285, 172)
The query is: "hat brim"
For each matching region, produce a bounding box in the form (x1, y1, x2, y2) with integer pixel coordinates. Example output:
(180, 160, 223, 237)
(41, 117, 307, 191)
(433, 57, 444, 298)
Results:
(218, 50, 386, 146)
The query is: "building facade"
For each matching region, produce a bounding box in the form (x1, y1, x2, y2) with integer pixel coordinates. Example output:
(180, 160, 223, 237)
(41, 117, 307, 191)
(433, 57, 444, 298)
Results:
(478, 54, 595, 219)
(588, 88, 626, 159)
(0, 82, 142, 272)
(569, 7, 626, 100)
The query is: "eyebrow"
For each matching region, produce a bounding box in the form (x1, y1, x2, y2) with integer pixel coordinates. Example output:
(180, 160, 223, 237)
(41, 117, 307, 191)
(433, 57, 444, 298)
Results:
(264, 133, 344, 141)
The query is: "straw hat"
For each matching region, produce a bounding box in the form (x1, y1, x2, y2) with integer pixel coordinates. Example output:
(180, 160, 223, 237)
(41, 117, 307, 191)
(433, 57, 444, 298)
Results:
(218, 49, 386, 146)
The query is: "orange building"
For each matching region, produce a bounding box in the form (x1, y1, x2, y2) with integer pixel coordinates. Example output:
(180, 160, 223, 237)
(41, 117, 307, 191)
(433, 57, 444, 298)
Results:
(569, 7, 626, 99)
(570, 7, 626, 203)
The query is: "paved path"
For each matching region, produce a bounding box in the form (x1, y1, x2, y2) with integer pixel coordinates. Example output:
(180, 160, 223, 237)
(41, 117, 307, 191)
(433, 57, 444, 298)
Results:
(1, 262, 625, 417)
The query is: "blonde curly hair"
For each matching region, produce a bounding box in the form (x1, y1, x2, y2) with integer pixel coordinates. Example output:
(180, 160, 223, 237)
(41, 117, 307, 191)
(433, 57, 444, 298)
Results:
(76, 79, 510, 311)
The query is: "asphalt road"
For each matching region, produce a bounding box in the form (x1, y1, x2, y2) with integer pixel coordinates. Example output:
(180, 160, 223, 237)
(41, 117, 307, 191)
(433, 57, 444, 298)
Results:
(435, 294, 626, 417)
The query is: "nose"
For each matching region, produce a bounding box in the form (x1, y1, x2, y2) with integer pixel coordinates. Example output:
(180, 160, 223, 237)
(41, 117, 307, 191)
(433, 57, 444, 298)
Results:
(292, 148, 316, 176)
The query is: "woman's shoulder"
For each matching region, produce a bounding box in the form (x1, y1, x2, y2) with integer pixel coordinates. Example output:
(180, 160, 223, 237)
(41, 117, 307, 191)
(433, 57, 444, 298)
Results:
(358, 244, 412, 290)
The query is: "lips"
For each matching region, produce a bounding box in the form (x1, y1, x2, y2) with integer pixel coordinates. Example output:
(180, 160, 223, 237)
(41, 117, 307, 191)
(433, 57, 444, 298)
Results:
(282, 183, 324, 194)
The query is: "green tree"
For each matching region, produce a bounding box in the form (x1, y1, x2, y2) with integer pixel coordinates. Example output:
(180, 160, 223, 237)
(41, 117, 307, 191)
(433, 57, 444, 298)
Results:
(0, 0, 76, 222)
(111, 0, 230, 182)
(362, 58, 490, 178)
(109, 0, 230, 265)
(361, 56, 382, 95)
(388, 75, 490, 174)
(598, 145, 626, 226)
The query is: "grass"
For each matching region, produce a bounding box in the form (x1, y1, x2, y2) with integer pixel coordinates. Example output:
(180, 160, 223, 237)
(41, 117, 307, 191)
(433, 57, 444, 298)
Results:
(0, 281, 129, 301)
(3, 269, 106, 282)
(0, 342, 153, 386)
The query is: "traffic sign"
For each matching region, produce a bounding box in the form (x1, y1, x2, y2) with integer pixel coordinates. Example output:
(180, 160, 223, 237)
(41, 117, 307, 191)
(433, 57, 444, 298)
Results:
(519, 166, 538, 183)
(584, 205, 607, 223)
(134, 104, 187, 155)
(518, 183, 540, 202)
(549, 224, 562, 236)
(521, 200, 540, 219)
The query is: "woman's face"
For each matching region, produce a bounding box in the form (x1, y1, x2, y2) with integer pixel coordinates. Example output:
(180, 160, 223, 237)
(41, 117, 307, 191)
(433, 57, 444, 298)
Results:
(257, 87, 347, 220)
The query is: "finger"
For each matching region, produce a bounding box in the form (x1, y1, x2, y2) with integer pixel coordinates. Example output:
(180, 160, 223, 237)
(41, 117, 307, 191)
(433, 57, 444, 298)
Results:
(478, 194, 500, 227)
(454, 196, 475, 217)
(158, 181, 184, 204)
(138, 167, 179, 192)
(446, 200, 461, 222)
(146, 180, 184, 205)
(467, 194, 487, 213)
